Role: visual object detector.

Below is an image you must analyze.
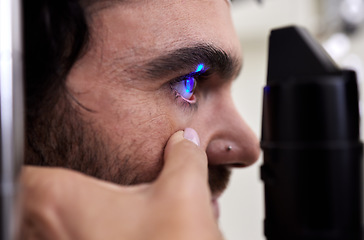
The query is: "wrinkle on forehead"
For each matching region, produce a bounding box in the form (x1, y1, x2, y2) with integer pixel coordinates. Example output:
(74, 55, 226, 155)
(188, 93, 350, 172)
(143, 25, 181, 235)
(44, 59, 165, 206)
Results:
(76, 0, 240, 83)
(84, 0, 231, 15)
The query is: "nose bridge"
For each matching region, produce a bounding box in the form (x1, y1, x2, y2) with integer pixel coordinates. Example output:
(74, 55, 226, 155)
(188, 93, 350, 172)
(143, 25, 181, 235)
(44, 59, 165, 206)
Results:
(204, 91, 260, 167)
(216, 93, 243, 127)
(206, 90, 248, 137)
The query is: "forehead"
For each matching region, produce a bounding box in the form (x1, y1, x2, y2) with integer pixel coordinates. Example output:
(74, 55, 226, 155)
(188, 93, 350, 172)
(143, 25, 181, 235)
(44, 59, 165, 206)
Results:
(84, 0, 241, 75)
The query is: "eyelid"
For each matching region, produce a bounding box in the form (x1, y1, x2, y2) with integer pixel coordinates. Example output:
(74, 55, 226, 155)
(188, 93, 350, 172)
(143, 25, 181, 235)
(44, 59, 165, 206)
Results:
(172, 73, 196, 85)
(171, 69, 210, 84)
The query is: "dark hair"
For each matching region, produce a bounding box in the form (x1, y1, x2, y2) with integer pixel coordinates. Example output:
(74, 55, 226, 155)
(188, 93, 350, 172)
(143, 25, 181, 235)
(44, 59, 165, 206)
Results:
(22, 0, 89, 117)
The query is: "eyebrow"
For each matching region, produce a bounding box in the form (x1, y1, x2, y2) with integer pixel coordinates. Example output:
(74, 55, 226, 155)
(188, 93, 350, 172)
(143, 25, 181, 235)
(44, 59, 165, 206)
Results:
(140, 44, 242, 81)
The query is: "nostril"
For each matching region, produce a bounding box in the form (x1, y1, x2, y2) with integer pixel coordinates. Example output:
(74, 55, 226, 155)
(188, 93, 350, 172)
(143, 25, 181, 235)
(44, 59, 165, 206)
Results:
(228, 163, 247, 168)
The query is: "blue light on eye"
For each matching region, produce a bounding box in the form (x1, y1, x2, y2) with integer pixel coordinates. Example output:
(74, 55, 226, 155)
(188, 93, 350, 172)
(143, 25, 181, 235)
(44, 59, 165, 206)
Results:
(185, 78, 195, 93)
(171, 65, 201, 102)
(195, 64, 204, 73)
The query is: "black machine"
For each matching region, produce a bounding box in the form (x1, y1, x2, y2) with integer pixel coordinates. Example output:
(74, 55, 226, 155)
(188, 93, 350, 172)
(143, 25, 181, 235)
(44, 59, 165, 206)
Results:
(260, 26, 363, 240)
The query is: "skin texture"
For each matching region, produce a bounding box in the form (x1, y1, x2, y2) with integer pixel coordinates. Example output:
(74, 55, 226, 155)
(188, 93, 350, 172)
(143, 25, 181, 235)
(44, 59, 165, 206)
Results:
(21, 0, 260, 239)
(64, 0, 259, 191)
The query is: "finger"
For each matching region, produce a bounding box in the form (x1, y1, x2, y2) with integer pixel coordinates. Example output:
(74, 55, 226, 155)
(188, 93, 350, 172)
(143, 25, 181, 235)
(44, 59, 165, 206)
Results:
(152, 128, 221, 239)
(156, 128, 209, 198)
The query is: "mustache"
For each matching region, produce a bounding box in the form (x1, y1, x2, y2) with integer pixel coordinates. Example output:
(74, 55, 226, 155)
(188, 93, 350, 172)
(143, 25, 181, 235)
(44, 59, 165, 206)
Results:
(208, 165, 231, 195)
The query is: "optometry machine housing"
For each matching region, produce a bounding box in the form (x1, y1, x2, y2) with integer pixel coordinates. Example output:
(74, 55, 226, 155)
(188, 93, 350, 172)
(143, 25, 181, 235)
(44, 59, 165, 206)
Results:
(260, 26, 363, 240)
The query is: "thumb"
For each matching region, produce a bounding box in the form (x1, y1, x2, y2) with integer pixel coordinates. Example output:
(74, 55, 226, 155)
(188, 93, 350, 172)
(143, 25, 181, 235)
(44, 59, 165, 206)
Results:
(152, 129, 223, 240)
(156, 128, 209, 196)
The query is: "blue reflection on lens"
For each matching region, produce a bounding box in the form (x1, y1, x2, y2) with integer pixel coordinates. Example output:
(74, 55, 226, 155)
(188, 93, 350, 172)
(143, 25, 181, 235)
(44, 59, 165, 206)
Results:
(185, 77, 195, 93)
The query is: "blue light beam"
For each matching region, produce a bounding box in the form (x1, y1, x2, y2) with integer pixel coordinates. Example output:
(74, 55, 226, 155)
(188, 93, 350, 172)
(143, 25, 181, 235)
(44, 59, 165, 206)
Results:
(195, 64, 204, 73)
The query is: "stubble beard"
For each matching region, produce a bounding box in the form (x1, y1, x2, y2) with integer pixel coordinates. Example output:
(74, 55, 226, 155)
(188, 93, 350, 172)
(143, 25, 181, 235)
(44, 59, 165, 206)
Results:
(25, 97, 231, 194)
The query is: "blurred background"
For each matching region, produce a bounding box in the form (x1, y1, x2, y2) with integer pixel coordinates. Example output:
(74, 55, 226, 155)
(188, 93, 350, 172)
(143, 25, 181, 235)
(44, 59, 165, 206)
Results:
(220, 0, 364, 239)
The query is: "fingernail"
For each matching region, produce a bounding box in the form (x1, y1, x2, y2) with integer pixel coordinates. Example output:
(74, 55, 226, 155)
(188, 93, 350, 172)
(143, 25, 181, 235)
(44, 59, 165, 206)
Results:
(183, 128, 200, 146)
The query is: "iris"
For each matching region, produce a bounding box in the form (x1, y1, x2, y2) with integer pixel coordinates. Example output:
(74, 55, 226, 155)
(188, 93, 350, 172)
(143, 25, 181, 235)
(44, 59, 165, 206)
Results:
(171, 63, 205, 103)
(185, 77, 195, 93)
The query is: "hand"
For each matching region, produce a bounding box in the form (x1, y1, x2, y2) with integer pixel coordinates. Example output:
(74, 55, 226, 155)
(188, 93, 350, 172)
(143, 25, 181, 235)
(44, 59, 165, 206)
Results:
(20, 129, 223, 240)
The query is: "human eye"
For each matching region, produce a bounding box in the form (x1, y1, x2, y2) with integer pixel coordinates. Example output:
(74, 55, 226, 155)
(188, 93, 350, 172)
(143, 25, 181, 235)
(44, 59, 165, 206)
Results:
(170, 64, 206, 104)
(170, 75, 198, 103)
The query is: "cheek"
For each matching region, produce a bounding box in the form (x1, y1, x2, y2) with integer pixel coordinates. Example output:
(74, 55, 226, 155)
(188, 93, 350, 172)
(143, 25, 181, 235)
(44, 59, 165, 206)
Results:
(78, 82, 197, 180)
(110, 107, 178, 181)
(108, 87, 194, 135)
(105, 93, 178, 161)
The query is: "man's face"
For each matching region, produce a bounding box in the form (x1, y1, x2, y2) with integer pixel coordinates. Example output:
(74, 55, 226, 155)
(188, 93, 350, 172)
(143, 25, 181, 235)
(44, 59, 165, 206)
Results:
(65, 0, 259, 200)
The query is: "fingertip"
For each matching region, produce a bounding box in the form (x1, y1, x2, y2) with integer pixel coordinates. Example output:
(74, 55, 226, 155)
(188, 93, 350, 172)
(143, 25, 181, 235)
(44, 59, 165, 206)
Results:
(166, 128, 201, 149)
(160, 128, 209, 196)
(167, 130, 184, 146)
(183, 128, 200, 146)
(163, 128, 207, 172)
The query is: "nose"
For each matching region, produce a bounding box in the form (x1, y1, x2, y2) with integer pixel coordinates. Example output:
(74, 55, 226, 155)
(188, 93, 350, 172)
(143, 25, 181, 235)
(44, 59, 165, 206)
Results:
(198, 89, 260, 168)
